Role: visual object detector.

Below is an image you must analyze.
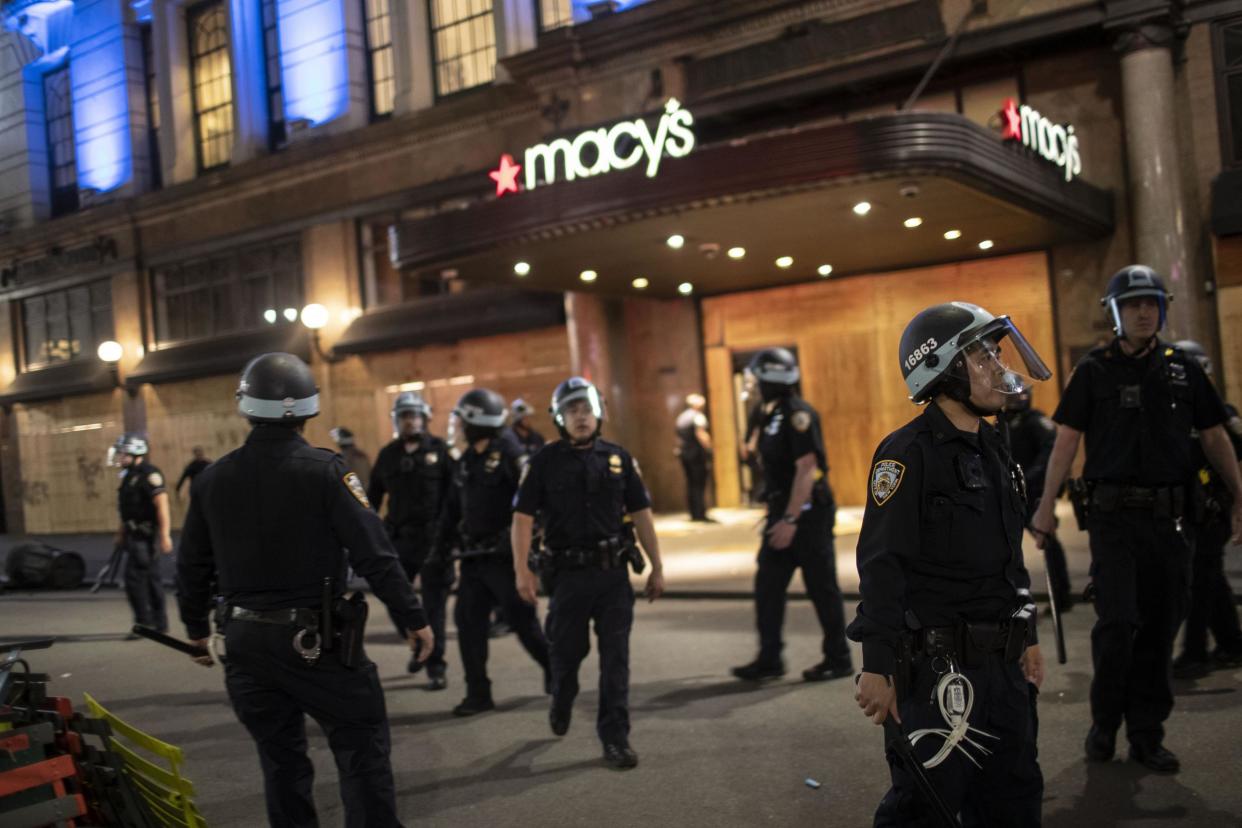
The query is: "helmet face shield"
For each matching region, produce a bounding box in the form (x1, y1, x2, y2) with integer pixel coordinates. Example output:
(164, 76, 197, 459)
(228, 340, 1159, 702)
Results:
(961, 318, 1051, 398)
(553, 385, 604, 427)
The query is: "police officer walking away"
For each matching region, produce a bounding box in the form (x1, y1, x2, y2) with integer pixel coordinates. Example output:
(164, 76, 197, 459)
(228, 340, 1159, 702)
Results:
(675, 393, 714, 522)
(851, 302, 1049, 825)
(369, 391, 453, 688)
(438, 388, 550, 716)
(731, 349, 852, 683)
(506, 398, 546, 455)
(1031, 266, 1242, 773)
(512, 377, 665, 770)
(175, 446, 211, 498)
(112, 434, 173, 632)
(1170, 340, 1242, 677)
(178, 353, 432, 828)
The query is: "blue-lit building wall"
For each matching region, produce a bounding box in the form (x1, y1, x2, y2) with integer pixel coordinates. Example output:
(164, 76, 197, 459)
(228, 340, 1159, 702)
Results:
(276, 0, 349, 127)
(69, 0, 133, 193)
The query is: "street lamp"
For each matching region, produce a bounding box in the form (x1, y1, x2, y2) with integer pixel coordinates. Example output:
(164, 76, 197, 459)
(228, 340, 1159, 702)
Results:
(300, 303, 340, 363)
(97, 341, 123, 363)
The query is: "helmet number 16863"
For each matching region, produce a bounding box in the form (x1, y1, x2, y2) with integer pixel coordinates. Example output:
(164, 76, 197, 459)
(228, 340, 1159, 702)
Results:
(905, 338, 938, 370)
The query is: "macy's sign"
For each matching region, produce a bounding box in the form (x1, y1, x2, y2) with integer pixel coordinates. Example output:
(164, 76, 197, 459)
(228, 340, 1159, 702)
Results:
(488, 99, 695, 197)
(1000, 98, 1082, 182)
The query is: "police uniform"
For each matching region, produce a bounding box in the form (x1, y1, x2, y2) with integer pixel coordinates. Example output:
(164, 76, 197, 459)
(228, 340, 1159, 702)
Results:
(1054, 339, 1229, 754)
(118, 459, 168, 631)
(848, 401, 1043, 826)
(750, 395, 851, 673)
(369, 433, 453, 666)
(1178, 403, 1242, 671)
(505, 424, 546, 456)
(438, 435, 549, 706)
(1001, 405, 1072, 610)
(514, 437, 650, 748)
(178, 424, 425, 828)
(675, 406, 710, 521)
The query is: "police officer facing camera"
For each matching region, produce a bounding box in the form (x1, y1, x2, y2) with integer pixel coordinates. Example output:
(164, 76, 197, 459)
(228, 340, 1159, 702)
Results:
(512, 377, 665, 771)
(369, 391, 453, 688)
(505, 397, 546, 455)
(437, 388, 550, 717)
(731, 348, 853, 683)
(178, 352, 432, 828)
(851, 302, 1049, 826)
(1031, 266, 1242, 774)
(111, 434, 172, 633)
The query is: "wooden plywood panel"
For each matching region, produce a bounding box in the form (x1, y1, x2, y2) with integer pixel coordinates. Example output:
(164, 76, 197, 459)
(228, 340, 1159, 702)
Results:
(705, 346, 740, 508)
(1218, 285, 1242, 407)
(701, 252, 1058, 506)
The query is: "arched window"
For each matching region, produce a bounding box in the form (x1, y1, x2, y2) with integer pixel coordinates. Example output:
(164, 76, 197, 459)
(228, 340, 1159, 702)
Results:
(188, 0, 235, 170)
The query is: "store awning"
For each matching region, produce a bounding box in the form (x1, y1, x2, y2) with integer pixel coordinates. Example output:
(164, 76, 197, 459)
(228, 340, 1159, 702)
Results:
(124, 326, 311, 388)
(333, 287, 565, 355)
(391, 112, 1114, 298)
(0, 360, 116, 407)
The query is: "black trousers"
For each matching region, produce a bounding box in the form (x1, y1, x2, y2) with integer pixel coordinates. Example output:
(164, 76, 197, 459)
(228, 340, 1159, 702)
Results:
(1181, 516, 1242, 659)
(385, 526, 452, 669)
(223, 621, 403, 828)
(680, 456, 709, 520)
(123, 535, 167, 631)
(545, 566, 634, 745)
(1087, 508, 1192, 744)
(455, 555, 549, 699)
(875, 654, 1043, 827)
(754, 506, 851, 667)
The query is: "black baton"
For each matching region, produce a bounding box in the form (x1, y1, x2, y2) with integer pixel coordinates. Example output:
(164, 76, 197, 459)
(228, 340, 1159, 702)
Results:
(1044, 567, 1066, 664)
(132, 625, 210, 658)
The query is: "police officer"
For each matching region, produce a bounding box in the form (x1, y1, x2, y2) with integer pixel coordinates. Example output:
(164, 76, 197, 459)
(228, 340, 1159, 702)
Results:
(368, 391, 453, 688)
(505, 398, 546, 455)
(177, 353, 432, 828)
(851, 302, 1049, 826)
(512, 377, 664, 770)
(112, 434, 172, 632)
(437, 388, 550, 716)
(331, 426, 373, 483)
(1169, 341, 1242, 677)
(1031, 266, 1242, 773)
(731, 348, 852, 683)
(1001, 389, 1072, 612)
(675, 393, 714, 522)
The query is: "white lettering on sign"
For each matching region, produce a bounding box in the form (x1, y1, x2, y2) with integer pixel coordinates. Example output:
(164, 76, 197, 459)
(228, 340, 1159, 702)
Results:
(522, 98, 695, 192)
(1000, 98, 1082, 183)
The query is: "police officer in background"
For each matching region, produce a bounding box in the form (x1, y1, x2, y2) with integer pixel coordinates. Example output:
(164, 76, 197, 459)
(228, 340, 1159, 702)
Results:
(1169, 340, 1242, 677)
(437, 388, 550, 717)
(675, 393, 714, 522)
(1002, 389, 1072, 613)
(331, 426, 373, 483)
(732, 348, 852, 683)
(178, 353, 432, 828)
(512, 377, 664, 770)
(112, 434, 173, 633)
(506, 398, 546, 455)
(852, 302, 1049, 825)
(1031, 266, 1242, 773)
(368, 391, 453, 688)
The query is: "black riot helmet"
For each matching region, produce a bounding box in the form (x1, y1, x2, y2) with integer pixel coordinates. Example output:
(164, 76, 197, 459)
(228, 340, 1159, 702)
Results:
(550, 376, 604, 441)
(236, 352, 320, 423)
(900, 301, 1051, 413)
(452, 388, 507, 443)
(107, 433, 149, 466)
(746, 348, 800, 401)
(1101, 265, 1172, 337)
(392, 390, 432, 432)
(1173, 339, 1212, 376)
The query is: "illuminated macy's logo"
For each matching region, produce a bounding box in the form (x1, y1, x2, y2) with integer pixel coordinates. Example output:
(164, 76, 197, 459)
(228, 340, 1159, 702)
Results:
(488, 98, 696, 197)
(1000, 98, 1082, 182)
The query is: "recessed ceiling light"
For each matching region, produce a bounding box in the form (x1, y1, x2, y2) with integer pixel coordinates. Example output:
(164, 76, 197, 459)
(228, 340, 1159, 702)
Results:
(579, 270, 598, 282)
(978, 239, 994, 250)
(853, 201, 872, 216)
(666, 234, 685, 249)
(263, 309, 277, 324)
(943, 229, 962, 240)
(282, 307, 298, 321)
(727, 247, 746, 259)
(678, 282, 693, 295)
(775, 256, 794, 268)
(903, 217, 923, 228)
(513, 261, 531, 276)
(632, 277, 649, 289)
(817, 264, 833, 277)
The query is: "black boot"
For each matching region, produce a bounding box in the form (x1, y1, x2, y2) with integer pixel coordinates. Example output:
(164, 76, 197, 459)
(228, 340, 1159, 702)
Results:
(602, 742, 638, 770)
(427, 663, 447, 691)
(802, 659, 853, 682)
(452, 695, 495, 717)
(731, 659, 785, 682)
(549, 703, 571, 737)
(1129, 741, 1180, 773)
(1084, 724, 1116, 762)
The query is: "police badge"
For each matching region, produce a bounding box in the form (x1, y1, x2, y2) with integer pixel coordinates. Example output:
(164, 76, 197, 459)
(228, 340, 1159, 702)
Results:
(870, 460, 905, 506)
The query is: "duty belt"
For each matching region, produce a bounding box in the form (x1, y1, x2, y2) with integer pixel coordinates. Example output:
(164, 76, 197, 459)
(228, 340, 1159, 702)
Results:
(230, 606, 323, 664)
(1090, 483, 1185, 517)
(547, 546, 622, 570)
(123, 520, 155, 537)
(455, 533, 509, 560)
(914, 621, 1026, 666)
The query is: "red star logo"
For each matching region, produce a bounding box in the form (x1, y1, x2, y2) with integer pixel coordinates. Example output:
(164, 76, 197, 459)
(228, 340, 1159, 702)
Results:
(1000, 98, 1022, 141)
(489, 153, 522, 197)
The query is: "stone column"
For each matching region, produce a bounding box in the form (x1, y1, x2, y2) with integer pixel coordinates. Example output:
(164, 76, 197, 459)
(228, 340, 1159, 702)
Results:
(1113, 20, 1205, 340)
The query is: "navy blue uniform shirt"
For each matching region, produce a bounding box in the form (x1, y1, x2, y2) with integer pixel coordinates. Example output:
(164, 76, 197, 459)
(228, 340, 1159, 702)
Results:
(756, 395, 833, 515)
(368, 435, 451, 530)
(438, 435, 526, 546)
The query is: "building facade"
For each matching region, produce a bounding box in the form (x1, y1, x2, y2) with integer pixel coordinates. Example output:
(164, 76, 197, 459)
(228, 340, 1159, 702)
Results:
(0, 0, 1238, 533)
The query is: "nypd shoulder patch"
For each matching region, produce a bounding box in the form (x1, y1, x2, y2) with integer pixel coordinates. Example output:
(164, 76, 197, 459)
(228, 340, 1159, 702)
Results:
(148, 472, 164, 488)
(791, 410, 812, 432)
(870, 459, 905, 507)
(343, 472, 371, 508)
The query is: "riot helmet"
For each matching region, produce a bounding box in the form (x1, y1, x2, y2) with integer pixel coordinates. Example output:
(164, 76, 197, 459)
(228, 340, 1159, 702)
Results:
(1173, 340, 1211, 376)
(746, 348, 799, 401)
(900, 301, 1051, 414)
(510, 398, 534, 424)
(236, 352, 320, 423)
(108, 433, 149, 466)
(451, 388, 507, 444)
(329, 427, 355, 447)
(392, 391, 432, 436)
(550, 377, 604, 442)
(1100, 265, 1172, 338)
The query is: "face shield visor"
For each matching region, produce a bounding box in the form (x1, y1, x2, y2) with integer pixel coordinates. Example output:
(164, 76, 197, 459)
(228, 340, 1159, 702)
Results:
(553, 385, 605, 428)
(1104, 291, 1169, 338)
(393, 409, 425, 437)
(959, 317, 1052, 399)
(107, 445, 121, 467)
